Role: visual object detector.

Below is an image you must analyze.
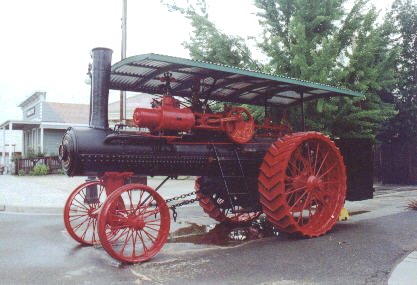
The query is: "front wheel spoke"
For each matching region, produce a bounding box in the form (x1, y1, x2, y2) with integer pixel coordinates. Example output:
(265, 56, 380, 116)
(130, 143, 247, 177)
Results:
(145, 222, 161, 228)
(139, 198, 156, 215)
(141, 208, 160, 219)
(144, 224, 160, 232)
(69, 214, 89, 223)
(138, 195, 155, 213)
(132, 230, 139, 257)
(118, 228, 133, 254)
(70, 207, 89, 214)
(108, 227, 128, 242)
(138, 230, 149, 254)
(72, 198, 90, 211)
(142, 227, 157, 242)
(77, 191, 87, 201)
(72, 217, 90, 231)
(133, 190, 145, 212)
(97, 186, 105, 200)
(80, 218, 93, 239)
(144, 218, 161, 225)
(127, 190, 134, 210)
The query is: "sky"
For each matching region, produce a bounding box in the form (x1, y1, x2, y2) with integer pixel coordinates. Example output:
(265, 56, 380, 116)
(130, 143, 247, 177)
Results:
(0, 0, 393, 124)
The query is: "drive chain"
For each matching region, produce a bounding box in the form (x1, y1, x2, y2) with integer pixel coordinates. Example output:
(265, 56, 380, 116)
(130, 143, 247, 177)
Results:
(165, 191, 199, 222)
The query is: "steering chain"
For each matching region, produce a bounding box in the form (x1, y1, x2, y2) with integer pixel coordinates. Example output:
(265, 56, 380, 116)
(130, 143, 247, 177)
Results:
(165, 191, 199, 222)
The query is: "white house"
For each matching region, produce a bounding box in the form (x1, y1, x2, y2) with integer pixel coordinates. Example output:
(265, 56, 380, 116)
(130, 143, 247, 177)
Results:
(0, 91, 151, 172)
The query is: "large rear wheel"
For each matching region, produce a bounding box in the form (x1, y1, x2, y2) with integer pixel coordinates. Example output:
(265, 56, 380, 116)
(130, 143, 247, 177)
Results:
(258, 132, 347, 237)
(195, 177, 261, 224)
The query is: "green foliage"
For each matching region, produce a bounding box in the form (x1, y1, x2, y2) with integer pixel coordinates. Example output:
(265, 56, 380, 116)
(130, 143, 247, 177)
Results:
(25, 147, 46, 159)
(25, 147, 36, 159)
(12, 153, 22, 162)
(18, 169, 26, 176)
(378, 0, 417, 142)
(166, 0, 402, 139)
(255, 0, 397, 138)
(30, 164, 49, 176)
(165, 0, 260, 69)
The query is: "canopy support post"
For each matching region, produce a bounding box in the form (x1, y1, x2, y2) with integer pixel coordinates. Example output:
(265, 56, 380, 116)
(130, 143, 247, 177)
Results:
(300, 90, 305, 131)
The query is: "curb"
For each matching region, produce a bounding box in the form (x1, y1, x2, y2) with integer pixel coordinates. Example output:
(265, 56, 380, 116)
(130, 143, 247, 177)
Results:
(388, 251, 417, 285)
(0, 204, 63, 215)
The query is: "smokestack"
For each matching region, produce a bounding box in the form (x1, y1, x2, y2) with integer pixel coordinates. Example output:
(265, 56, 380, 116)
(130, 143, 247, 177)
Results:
(89, 47, 113, 129)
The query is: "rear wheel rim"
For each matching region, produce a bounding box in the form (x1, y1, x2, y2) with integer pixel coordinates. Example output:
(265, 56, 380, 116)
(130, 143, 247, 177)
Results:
(285, 137, 345, 234)
(196, 177, 261, 224)
(258, 132, 346, 237)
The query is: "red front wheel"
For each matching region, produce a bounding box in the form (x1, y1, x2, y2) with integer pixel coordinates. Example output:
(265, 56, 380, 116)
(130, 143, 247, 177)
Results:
(97, 183, 170, 263)
(64, 180, 106, 245)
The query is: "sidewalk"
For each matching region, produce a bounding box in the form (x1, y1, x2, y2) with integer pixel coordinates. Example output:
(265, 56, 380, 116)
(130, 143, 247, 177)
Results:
(0, 174, 195, 213)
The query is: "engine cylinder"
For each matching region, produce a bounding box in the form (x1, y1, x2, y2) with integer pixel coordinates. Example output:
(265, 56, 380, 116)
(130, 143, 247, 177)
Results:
(133, 97, 195, 131)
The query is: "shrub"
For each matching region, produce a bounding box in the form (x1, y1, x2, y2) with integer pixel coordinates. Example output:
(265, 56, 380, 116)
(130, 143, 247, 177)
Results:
(18, 169, 26, 176)
(31, 164, 49, 176)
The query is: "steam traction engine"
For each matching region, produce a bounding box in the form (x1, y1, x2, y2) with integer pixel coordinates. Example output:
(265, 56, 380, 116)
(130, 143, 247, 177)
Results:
(60, 48, 363, 263)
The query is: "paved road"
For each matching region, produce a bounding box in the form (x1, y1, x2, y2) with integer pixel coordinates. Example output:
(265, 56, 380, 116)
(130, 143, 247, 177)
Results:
(1, 175, 417, 284)
(1, 205, 417, 284)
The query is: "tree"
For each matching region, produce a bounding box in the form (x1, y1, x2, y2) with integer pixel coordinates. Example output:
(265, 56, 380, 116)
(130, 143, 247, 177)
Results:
(379, 0, 417, 142)
(166, 0, 398, 139)
(164, 0, 258, 69)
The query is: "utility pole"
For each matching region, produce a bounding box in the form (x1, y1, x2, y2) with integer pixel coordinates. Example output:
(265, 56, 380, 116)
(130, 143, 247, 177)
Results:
(120, 0, 127, 123)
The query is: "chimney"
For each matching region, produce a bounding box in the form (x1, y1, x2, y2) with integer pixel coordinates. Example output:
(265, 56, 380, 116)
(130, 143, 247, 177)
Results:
(89, 47, 113, 129)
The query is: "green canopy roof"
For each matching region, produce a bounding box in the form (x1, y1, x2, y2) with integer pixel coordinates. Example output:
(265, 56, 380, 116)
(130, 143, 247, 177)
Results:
(110, 53, 363, 107)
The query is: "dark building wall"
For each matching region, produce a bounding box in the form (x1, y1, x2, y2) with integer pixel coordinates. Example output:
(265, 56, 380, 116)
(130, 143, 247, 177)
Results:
(378, 139, 417, 184)
(335, 138, 374, 201)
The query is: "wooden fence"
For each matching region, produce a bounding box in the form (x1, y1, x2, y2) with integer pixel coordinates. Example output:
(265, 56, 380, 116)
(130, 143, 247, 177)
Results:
(14, 156, 62, 175)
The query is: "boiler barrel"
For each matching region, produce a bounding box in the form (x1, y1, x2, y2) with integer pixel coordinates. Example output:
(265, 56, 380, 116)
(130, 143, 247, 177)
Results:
(59, 127, 270, 177)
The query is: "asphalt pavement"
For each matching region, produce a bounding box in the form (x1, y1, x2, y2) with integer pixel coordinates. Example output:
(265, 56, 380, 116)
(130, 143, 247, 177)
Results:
(0, 174, 417, 284)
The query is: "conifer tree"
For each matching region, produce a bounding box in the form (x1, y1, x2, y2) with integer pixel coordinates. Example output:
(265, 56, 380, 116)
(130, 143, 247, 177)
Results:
(379, 0, 417, 143)
(166, 0, 399, 139)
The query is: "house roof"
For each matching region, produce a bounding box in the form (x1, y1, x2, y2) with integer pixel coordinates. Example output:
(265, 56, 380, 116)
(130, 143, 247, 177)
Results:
(18, 91, 46, 107)
(110, 53, 363, 107)
(108, 93, 152, 120)
(44, 102, 89, 124)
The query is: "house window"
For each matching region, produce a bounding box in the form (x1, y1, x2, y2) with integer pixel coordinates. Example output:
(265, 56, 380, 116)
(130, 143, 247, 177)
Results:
(26, 107, 35, 117)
